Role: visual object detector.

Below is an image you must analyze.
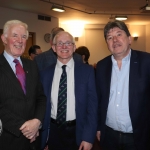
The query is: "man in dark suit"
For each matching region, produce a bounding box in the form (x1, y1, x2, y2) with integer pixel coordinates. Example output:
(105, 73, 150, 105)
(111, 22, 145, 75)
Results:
(0, 20, 46, 150)
(96, 20, 150, 150)
(40, 31, 98, 150)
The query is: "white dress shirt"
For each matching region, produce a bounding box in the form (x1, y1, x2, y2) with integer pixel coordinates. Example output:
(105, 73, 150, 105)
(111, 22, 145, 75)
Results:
(3, 50, 23, 74)
(106, 50, 133, 133)
(51, 58, 76, 121)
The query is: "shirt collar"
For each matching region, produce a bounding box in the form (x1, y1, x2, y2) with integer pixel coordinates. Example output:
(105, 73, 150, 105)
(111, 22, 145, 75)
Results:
(56, 58, 74, 69)
(3, 50, 22, 65)
(111, 49, 131, 64)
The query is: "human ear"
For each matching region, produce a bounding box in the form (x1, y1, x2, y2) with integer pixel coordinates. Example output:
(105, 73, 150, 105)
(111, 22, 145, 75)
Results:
(1, 34, 7, 45)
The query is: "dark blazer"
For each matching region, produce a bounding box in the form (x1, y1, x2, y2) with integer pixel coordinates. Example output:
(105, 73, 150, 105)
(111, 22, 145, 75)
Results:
(34, 48, 57, 71)
(0, 54, 46, 150)
(40, 58, 98, 149)
(34, 48, 82, 71)
(96, 50, 150, 150)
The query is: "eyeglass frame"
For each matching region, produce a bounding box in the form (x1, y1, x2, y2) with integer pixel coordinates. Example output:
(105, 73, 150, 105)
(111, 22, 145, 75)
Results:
(53, 41, 75, 47)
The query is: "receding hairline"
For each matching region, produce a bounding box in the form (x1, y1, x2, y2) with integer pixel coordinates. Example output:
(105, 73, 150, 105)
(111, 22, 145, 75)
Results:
(53, 31, 75, 44)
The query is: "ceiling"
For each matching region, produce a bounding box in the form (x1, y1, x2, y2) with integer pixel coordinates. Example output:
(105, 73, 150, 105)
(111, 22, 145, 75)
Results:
(1, 0, 150, 25)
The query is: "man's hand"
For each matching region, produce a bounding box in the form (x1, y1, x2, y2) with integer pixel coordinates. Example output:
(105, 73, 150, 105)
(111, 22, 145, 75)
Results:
(96, 131, 101, 141)
(30, 131, 39, 143)
(44, 145, 49, 150)
(20, 119, 41, 139)
(79, 141, 92, 150)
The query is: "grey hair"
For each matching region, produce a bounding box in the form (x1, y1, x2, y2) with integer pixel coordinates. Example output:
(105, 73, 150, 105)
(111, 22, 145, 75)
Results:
(53, 31, 75, 44)
(3, 20, 29, 39)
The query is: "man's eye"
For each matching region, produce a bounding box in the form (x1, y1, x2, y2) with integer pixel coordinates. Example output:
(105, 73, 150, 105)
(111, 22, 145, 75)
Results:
(117, 33, 121, 36)
(107, 37, 112, 40)
(22, 35, 27, 39)
(58, 42, 63, 46)
(66, 42, 71, 45)
(13, 34, 17, 37)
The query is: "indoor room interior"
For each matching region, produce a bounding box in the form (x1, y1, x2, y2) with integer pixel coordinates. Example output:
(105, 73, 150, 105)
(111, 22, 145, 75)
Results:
(0, 0, 150, 150)
(1, 0, 150, 66)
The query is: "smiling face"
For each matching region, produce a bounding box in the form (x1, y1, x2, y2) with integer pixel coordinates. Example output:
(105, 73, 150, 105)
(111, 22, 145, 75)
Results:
(52, 32, 76, 64)
(1, 24, 28, 58)
(106, 27, 131, 60)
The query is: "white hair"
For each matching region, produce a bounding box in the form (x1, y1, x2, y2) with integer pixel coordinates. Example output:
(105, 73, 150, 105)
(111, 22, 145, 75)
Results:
(3, 20, 29, 39)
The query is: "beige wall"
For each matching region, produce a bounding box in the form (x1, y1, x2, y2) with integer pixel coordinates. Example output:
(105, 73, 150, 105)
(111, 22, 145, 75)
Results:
(129, 25, 146, 52)
(146, 24, 150, 53)
(85, 29, 110, 65)
(0, 7, 59, 51)
(61, 23, 150, 64)
(1, 6, 150, 62)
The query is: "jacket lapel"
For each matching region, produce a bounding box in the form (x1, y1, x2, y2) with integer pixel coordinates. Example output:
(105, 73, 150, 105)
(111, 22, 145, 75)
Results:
(129, 50, 139, 117)
(104, 57, 112, 107)
(0, 54, 25, 95)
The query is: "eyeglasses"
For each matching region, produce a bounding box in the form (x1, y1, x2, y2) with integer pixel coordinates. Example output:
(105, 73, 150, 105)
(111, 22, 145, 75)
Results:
(54, 42, 74, 47)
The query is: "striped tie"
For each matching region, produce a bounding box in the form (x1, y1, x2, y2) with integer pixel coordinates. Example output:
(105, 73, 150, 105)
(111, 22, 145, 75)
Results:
(56, 65, 67, 127)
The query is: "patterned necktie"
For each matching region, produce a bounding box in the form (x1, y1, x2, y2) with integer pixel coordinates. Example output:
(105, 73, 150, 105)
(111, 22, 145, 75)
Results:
(13, 59, 26, 94)
(56, 65, 67, 127)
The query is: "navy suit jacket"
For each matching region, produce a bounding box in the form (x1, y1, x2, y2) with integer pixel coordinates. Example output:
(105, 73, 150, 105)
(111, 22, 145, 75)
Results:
(40, 58, 98, 149)
(96, 50, 150, 150)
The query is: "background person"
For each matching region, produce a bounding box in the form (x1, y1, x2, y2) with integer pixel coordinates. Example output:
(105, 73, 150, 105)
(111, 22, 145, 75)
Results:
(96, 20, 150, 150)
(28, 45, 42, 60)
(0, 20, 46, 150)
(75, 46, 90, 64)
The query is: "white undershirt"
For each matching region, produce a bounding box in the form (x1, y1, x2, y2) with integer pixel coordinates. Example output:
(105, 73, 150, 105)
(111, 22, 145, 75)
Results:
(51, 58, 76, 121)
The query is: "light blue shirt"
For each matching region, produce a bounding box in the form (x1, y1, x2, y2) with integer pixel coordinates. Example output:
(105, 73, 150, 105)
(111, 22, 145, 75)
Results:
(106, 50, 133, 133)
(3, 50, 23, 74)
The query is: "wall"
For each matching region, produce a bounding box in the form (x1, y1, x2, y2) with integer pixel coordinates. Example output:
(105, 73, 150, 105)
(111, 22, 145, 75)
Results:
(60, 22, 149, 64)
(0, 7, 59, 51)
(0, 7, 150, 62)
(146, 24, 150, 53)
(129, 25, 146, 52)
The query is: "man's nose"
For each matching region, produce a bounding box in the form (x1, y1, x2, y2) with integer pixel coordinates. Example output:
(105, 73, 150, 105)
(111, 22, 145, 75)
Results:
(113, 36, 117, 41)
(62, 43, 67, 48)
(17, 36, 23, 42)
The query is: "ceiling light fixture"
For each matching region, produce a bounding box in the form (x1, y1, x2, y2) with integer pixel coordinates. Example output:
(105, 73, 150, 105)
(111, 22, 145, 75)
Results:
(51, 4, 65, 12)
(115, 16, 128, 21)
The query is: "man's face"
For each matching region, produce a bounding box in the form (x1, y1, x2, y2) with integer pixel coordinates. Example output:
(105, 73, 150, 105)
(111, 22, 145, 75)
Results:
(30, 48, 42, 60)
(52, 33, 76, 64)
(106, 27, 131, 59)
(1, 24, 27, 58)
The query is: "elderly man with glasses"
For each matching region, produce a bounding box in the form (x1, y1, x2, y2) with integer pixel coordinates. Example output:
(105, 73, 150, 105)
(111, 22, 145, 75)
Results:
(40, 31, 98, 150)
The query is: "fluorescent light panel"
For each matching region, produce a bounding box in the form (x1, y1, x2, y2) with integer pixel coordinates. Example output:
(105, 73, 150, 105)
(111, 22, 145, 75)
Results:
(51, 5, 65, 12)
(115, 16, 128, 21)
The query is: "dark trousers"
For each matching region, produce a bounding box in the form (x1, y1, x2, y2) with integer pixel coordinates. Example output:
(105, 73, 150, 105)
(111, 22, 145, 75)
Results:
(47, 121, 78, 150)
(102, 126, 136, 150)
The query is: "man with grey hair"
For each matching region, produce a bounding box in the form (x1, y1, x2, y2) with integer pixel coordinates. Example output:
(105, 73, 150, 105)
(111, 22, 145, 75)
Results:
(40, 31, 98, 150)
(0, 20, 46, 150)
(34, 27, 82, 71)
(96, 20, 150, 150)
